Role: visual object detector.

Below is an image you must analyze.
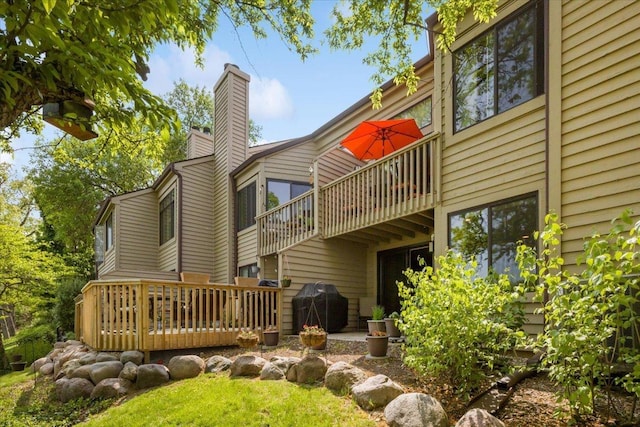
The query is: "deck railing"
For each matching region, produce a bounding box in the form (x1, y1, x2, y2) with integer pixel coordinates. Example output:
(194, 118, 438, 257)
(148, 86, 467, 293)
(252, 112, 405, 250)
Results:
(77, 279, 281, 353)
(256, 190, 315, 256)
(321, 133, 438, 238)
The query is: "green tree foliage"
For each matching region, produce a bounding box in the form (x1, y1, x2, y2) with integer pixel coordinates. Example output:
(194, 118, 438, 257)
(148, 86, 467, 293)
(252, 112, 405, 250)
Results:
(325, 0, 497, 107)
(1, 1, 498, 149)
(161, 79, 263, 163)
(28, 125, 168, 278)
(0, 179, 70, 367)
(518, 211, 640, 421)
(398, 251, 527, 396)
(54, 276, 86, 336)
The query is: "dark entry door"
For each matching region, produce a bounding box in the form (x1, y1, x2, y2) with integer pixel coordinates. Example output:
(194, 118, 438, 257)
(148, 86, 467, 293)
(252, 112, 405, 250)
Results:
(378, 245, 432, 315)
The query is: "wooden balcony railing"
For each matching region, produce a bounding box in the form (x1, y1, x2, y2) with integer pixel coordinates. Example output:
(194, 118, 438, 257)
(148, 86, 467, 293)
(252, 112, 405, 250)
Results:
(322, 133, 438, 238)
(76, 279, 281, 353)
(257, 190, 315, 256)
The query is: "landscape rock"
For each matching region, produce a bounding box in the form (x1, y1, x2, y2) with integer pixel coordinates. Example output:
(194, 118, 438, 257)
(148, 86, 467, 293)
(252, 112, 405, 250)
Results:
(119, 361, 138, 382)
(136, 364, 170, 389)
(324, 361, 366, 394)
(286, 355, 327, 384)
(61, 359, 83, 378)
(39, 362, 54, 376)
(204, 355, 232, 373)
(96, 352, 119, 363)
(385, 393, 448, 427)
(455, 408, 505, 427)
(89, 361, 124, 385)
(77, 352, 98, 365)
(352, 374, 404, 410)
(55, 377, 94, 403)
(68, 364, 93, 380)
(230, 355, 267, 378)
(168, 355, 205, 380)
(260, 362, 285, 380)
(120, 350, 145, 366)
(269, 356, 300, 376)
(90, 378, 134, 400)
(31, 357, 49, 373)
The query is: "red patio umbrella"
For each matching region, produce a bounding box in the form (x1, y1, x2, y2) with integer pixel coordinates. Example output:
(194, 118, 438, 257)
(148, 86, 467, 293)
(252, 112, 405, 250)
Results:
(340, 119, 423, 160)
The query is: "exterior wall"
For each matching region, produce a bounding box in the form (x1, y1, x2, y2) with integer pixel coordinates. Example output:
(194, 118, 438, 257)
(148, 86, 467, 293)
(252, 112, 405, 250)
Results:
(279, 238, 368, 334)
(158, 179, 178, 272)
(262, 143, 316, 190)
(236, 167, 260, 274)
(100, 269, 179, 281)
(432, 0, 548, 336)
(178, 158, 215, 274)
(97, 205, 117, 277)
(118, 190, 158, 272)
(558, 0, 640, 266)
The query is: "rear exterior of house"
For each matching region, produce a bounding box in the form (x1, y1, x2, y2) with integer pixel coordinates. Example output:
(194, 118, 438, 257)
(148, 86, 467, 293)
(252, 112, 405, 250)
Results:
(85, 0, 639, 350)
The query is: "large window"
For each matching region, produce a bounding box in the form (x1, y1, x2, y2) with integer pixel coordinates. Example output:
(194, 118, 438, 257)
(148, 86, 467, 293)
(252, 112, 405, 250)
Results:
(448, 194, 537, 281)
(105, 213, 113, 251)
(159, 190, 175, 245)
(454, 0, 544, 132)
(266, 179, 311, 210)
(237, 182, 257, 231)
(395, 97, 432, 128)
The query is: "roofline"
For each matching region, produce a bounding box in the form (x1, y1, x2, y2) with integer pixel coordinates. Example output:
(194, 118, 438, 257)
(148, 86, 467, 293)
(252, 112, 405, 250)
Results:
(232, 52, 434, 177)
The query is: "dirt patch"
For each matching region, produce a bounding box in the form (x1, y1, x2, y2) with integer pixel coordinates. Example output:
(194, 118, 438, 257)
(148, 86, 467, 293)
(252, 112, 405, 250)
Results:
(198, 336, 640, 426)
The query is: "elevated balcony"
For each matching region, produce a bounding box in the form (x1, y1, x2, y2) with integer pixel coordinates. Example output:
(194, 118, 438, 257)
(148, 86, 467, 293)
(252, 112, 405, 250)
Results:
(257, 133, 439, 254)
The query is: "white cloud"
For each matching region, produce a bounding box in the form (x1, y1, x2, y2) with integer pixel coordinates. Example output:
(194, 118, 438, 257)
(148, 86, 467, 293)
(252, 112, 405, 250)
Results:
(144, 44, 233, 96)
(249, 76, 294, 120)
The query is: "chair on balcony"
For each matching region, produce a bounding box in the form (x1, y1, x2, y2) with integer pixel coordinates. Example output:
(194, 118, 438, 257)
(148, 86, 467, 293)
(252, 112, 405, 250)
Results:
(357, 296, 376, 331)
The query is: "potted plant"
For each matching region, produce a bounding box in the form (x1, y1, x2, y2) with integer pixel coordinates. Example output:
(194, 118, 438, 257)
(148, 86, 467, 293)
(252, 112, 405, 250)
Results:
(384, 311, 402, 338)
(236, 329, 259, 348)
(366, 330, 389, 358)
(299, 324, 327, 350)
(367, 305, 386, 335)
(263, 325, 280, 347)
(281, 276, 292, 288)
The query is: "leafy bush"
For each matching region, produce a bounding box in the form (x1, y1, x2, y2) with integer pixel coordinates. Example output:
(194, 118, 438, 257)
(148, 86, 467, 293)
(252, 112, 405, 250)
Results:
(54, 276, 86, 334)
(397, 251, 528, 396)
(518, 211, 640, 420)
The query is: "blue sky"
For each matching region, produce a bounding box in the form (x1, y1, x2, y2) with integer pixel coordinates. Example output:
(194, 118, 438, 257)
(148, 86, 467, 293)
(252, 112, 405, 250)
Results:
(4, 1, 432, 171)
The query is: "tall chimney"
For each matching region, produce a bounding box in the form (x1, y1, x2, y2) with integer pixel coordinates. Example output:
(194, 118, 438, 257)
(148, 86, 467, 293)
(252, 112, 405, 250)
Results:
(210, 63, 251, 283)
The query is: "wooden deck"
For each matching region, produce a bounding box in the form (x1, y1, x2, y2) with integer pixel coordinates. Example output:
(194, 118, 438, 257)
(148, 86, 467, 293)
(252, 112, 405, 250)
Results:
(75, 279, 281, 354)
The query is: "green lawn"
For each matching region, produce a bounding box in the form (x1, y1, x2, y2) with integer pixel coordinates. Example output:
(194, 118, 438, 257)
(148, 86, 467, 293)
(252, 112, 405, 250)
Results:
(1, 372, 375, 427)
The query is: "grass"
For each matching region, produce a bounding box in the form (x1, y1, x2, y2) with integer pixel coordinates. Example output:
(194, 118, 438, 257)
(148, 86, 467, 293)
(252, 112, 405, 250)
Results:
(81, 375, 376, 427)
(0, 372, 375, 427)
(5, 336, 52, 365)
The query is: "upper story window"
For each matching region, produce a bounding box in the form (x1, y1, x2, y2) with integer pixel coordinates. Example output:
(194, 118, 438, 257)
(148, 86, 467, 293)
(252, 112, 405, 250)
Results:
(454, 0, 544, 132)
(237, 182, 257, 231)
(105, 213, 113, 251)
(266, 179, 311, 210)
(159, 190, 175, 245)
(395, 97, 432, 129)
(448, 193, 537, 282)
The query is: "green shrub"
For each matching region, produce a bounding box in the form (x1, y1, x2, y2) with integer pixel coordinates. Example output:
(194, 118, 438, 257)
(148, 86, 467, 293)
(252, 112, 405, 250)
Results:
(54, 276, 86, 334)
(371, 305, 385, 320)
(518, 211, 640, 420)
(398, 251, 528, 396)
